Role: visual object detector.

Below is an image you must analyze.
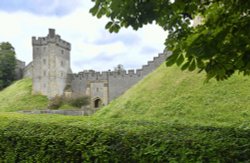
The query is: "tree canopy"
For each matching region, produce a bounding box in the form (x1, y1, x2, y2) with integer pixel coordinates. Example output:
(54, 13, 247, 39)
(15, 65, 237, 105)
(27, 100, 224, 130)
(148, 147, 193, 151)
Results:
(90, 0, 250, 80)
(114, 64, 125, 72)
(0, 42, 16, 90)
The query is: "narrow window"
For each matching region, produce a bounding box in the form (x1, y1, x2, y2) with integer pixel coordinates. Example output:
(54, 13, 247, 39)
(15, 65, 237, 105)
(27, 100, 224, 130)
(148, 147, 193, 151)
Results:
(61, 50, 64, 54)
(43, 59, 46, 65)
(61, 61, 64, 67)
(43, 71, 46, 76)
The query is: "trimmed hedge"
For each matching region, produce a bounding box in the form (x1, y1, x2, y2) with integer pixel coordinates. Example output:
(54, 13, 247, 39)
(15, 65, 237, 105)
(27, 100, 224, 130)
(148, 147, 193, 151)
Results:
(0, 115, 250, 162)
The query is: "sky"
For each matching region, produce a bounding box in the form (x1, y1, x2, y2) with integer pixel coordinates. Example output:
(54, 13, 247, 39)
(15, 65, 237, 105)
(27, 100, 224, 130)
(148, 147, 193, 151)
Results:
(0, 0, 167, 73)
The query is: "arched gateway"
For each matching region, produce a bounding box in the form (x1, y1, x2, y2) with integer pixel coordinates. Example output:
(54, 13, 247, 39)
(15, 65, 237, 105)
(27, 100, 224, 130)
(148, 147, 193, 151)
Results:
(93, 98, 103, 108)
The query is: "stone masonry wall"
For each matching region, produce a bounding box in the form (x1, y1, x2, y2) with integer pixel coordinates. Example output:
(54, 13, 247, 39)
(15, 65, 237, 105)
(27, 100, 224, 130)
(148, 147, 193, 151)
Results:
(15, 59, 26, 80)
(23, 62, 33, 78)
(69, 50, 171, 104)
(32, 29, 71, 98)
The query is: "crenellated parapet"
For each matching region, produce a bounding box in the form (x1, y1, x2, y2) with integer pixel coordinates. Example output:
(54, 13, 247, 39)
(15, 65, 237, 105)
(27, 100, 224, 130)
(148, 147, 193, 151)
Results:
(70, 50, 170, 83)
(71, 68, 142, 81)
(32, 29, 71, 50)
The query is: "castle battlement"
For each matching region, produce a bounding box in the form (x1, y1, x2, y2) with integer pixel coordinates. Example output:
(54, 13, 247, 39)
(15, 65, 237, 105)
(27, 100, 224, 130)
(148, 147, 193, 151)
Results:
(70, 52, 167, 82)
(72, 68, 139, 79)
(32, 29, 71, 50)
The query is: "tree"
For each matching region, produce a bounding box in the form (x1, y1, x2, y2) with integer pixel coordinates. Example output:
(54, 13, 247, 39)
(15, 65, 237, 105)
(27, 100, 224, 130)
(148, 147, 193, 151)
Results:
(90, 0, 250, 80)
(0, 42, 16, 90)
(114, 64, 125, 72)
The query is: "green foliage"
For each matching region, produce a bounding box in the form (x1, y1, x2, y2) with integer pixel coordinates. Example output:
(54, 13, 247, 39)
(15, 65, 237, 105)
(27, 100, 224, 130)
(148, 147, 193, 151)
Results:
(90, 0, 250, 80)
(48, 96, 90, 110)
(0, 42, 16, 89)
(48, 95, 63, 110)
(0, 113, 250, 162)
(0, 78, 48, 112)
(68, 96, 90, 108)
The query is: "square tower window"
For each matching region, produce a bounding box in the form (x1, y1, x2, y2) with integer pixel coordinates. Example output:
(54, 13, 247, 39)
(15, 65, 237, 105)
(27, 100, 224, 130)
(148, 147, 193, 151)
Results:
(61, 50, 64, 54)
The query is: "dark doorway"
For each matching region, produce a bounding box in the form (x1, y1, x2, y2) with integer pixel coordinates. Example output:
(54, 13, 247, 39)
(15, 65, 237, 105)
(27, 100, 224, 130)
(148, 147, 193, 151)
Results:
(94, 98, 102, 108)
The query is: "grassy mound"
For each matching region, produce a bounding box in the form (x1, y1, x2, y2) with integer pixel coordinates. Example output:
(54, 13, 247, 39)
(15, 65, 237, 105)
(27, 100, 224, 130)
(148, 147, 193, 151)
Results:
(0, 64, 250, 162)
(0, 78, 48, 112)
(95, 64, 250, 127)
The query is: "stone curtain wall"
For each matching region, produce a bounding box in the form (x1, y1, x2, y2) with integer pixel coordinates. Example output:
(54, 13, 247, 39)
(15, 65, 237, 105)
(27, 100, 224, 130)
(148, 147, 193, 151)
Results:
(15, 59, 26, 80)
(108, 52, 169, 101)
(70, 51, 170, 103)
(23, 62, 33, 78)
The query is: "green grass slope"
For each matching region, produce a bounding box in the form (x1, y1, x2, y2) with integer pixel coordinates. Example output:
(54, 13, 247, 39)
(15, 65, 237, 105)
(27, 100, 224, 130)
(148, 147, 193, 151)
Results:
(0, 78, 48, 112)
(95, 64, 250, 127)
(0, 66, 250, 162)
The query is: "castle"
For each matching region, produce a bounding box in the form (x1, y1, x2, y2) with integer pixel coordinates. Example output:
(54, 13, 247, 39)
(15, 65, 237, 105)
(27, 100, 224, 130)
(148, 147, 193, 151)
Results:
(18, 29, 170, 108)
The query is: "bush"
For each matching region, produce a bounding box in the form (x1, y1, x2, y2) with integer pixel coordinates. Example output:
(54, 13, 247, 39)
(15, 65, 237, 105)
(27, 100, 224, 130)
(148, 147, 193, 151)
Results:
(68, 96, 90, 108)
(48, 95, 90, 110)
(48, 95, 63, 110)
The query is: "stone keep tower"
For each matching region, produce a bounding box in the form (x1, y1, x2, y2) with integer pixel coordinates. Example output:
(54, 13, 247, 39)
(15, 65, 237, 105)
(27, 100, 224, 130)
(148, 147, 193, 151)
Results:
(32, 29, 71, 98)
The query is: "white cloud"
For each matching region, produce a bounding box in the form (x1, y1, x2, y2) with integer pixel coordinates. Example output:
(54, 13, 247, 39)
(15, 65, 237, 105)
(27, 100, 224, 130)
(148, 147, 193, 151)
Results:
(0, 1, 167, 73)
(0, 0, 85, 16)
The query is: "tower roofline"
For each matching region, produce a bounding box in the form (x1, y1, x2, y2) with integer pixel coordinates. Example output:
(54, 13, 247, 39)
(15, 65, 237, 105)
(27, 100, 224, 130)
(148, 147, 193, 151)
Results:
(48, 28, 55, 38)
(32, 28, 71, 50)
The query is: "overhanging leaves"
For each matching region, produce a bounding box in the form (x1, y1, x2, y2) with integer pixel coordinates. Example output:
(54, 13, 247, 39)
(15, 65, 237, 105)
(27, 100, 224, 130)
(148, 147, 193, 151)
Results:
(90, 0, 250, 81)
